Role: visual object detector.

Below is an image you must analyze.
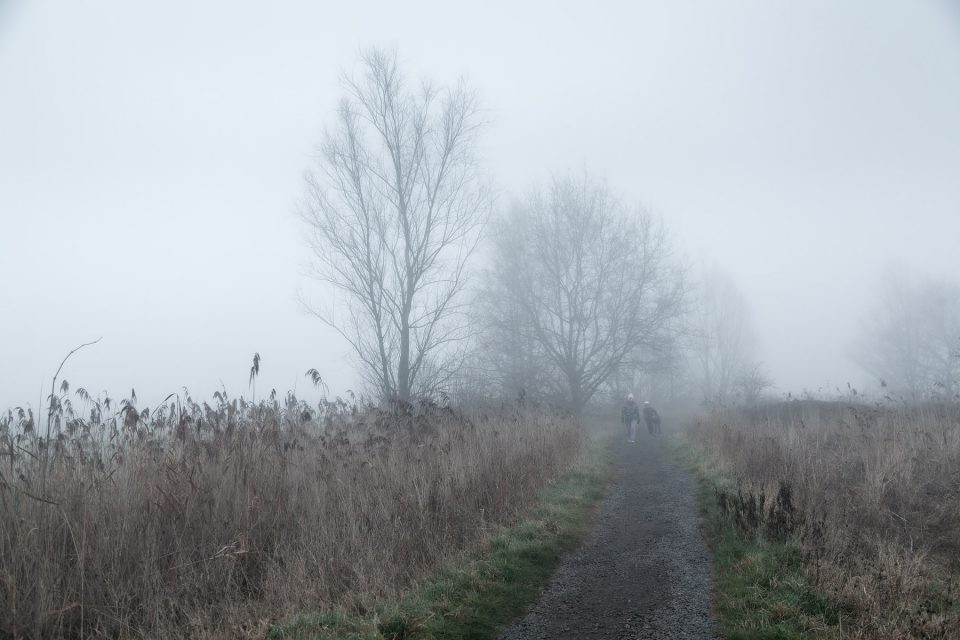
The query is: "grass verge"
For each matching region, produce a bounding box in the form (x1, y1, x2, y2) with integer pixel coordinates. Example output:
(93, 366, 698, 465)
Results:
(673, 442, 848, 640)
(272, 432, 613, 640)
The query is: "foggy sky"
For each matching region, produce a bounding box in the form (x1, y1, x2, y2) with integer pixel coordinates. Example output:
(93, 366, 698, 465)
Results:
(2, 0, 959, 410)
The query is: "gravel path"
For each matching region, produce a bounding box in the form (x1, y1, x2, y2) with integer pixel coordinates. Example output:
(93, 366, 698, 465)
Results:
(499, 432, 716, 639)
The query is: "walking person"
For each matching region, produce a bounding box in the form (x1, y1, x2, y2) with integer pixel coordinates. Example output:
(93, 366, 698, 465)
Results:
(622, 394, 640, 443)
(643, 400, 661, 435)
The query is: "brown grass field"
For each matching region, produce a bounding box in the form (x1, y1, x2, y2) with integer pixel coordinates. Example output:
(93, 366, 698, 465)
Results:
(685, 400, 960, 638)
(0, 390, 583, 639)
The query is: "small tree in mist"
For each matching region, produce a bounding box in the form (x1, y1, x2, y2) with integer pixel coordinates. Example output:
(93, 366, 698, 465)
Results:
(733, 365, 773, 405)
(486, 174, 686, 413)
(687, 267, 768, 405)
(855, 271, 960, 401)
(301, 47, 491, 402)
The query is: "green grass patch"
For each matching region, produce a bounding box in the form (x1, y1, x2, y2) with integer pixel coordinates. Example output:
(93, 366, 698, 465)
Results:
(272, 436, 613, 640)
(674, 442, 847, 640)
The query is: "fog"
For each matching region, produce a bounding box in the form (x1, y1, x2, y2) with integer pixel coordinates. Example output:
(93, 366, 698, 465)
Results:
(2, 0, 959, 410)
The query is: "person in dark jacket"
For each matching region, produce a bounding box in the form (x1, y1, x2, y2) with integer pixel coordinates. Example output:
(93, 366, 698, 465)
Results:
(643, 401, 661, 435)
(621, 394, 640, 443)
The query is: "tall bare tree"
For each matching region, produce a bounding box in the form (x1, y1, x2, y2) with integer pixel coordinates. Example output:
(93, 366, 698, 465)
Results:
(488, 174, 686, 413)
(301, 48, 490, 402)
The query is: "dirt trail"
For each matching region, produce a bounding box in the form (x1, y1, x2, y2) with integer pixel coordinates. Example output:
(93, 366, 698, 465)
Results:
(499, 431, 716, 639)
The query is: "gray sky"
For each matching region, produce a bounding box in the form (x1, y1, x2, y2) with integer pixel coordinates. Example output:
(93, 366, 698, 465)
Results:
(2, 0, 959, 409)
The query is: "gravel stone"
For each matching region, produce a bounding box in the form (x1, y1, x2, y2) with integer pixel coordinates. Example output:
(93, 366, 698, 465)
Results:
(499, 433, 716, 639)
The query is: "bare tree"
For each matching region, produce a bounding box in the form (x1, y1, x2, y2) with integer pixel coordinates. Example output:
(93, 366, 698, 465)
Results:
(734, 365, 773, 405)
(856, 271, 960, 401)
(687, 267, 765, 405)
(475, 204, 551, 401)
(487, 174, 686, 413)
(301, 47, 490, 402)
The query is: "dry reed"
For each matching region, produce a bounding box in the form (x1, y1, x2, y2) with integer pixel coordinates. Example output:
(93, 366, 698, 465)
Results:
(686, 400, 960, 639)
(0, 389, 583, 639)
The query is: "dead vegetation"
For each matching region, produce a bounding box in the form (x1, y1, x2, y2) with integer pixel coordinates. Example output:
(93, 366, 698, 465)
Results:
(686, 400, 960, 638)
(0, 387, 582, 639)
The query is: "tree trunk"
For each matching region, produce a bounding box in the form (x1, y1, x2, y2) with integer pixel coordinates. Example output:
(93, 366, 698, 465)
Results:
(397, 296, 412, 402)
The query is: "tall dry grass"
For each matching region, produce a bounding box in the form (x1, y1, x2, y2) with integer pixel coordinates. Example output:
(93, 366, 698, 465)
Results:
(686, 400, 960, 638)
(0, 389, 583, 639)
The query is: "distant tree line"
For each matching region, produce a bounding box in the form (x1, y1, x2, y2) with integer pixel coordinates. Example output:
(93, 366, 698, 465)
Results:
(300, 46, 957, 411)
(300, 46, 770, 412)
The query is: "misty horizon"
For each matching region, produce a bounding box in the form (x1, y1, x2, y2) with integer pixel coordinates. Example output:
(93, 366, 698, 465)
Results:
(2, 1, 959, 411)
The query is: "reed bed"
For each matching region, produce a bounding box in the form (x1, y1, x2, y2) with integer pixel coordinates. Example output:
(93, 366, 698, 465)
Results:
(0, 389, 582, 639)
(686, 400, 960, 638)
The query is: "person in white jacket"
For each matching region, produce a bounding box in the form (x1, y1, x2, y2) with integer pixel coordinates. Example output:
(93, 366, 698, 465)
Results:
(621, 394, 640, 443)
